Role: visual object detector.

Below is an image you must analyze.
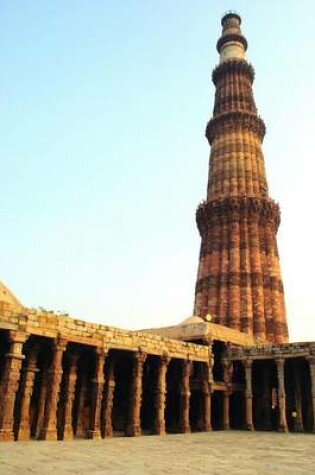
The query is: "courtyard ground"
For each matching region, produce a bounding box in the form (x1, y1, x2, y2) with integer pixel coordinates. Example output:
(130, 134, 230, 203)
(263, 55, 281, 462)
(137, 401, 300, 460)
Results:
(0, 431, 314, 475)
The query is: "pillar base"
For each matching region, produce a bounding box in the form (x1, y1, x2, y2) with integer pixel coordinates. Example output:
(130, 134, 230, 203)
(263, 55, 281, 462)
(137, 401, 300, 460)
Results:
(16, 428, 31, 441)
(0, 429, 14, 441)
(203, 424, 212, 432)
(62, 429, 75, 440)
(75, 424, 86, 438)
(152, 427, 166, 436)
(152, 425, 166, 435)
(104, 427, 113, 438)
(278, 425, 288, 433)
(294, 421, 304, 433)
(38, 428, 58, 441)
(87, 430, 102, 440)
(126, 425, 141, 437)
(246, 423, 254, 431)
(179, 425, 190, 434)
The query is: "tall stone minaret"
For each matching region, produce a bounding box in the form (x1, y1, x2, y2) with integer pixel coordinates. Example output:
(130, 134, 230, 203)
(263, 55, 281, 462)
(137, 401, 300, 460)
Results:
(194, 13, 288, 343)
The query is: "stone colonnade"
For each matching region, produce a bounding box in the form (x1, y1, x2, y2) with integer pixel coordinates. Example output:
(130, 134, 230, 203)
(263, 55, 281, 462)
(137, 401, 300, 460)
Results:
(0, 329, 212, 442)
(224, 347, 315, 433)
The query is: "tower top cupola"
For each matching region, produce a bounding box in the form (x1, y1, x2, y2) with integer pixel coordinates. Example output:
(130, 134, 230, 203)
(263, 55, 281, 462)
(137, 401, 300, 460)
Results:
(217, 11, 248, 64)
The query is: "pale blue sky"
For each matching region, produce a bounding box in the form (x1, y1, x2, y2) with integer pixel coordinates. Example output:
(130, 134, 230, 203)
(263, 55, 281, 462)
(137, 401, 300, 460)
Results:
(0, 1, 314, 341)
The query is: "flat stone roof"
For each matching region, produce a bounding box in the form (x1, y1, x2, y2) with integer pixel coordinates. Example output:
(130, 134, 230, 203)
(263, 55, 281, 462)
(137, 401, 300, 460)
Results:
(227, 341, 315, 360)
(0, 304, 210, 363)
(141, 319, 255, 347)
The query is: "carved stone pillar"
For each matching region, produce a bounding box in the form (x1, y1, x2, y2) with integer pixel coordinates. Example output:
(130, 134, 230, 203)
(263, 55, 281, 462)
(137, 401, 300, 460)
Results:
(243, 358, 254, 431)
(179, 359, 192, 433)
(223, 391, 230, 430)
(0, 331, 27, 441)
(293, 363, 304, 432)
(306, 355, 315, 433)
(222, 358, 232, 430)
(39, 337, 68, 440)
(75, 362, 88, 438)
(62, 352, 79, 440)
(16, 344, 39, 441)
(34, 361, 49, 438)
(262, 365, 271, 431)
(276, 358, 288, 432)
(154, 354, 170, 435)
(202, 381, 212, 431)
(102, 359, 115, 438)
(87, 348, 107, 440)
(126, 350, 147, 437)
(202, 357, 213, 431)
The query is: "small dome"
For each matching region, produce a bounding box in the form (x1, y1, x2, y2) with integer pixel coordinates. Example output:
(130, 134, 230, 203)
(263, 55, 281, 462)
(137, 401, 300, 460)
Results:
(178, 315, 205, 326)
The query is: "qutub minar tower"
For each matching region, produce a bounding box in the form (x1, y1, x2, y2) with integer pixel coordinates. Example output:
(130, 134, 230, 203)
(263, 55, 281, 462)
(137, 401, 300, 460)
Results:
(194, 12, 288, 344)
(0, 12, 314, 442)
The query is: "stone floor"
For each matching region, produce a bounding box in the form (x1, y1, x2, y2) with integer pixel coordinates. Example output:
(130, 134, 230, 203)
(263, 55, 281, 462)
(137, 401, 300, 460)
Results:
(0, 432, 314, 475)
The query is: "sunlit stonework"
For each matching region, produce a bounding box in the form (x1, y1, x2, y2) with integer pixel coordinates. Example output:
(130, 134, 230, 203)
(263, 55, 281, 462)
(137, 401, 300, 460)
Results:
(0, 13, 314, 442)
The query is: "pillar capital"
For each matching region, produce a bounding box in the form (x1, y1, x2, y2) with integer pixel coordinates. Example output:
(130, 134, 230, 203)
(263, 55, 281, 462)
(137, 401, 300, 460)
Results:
(6, 331, 28, 361)
(208, 345, 214, 369)
(222, 359, 233, 386)
(202, 379, 211, 395)
(53, 336, 68, 352)
(243, 357, 253, 369)
(183, 358, 192, 371)
(306, 355, 315, 367)
(95, 346, 109, 357)
(275, 357, 285, 368)
(134, 349, 147, 365)
(8, 330, 28, 344)
(160, 352, 171, 367)
(68, 351, 79, 366)
(91, 347, 108, 384)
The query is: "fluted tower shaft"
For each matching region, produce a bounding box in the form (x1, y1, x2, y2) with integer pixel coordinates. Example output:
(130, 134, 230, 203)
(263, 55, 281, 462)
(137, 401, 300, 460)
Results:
(194, 13, 288, 343)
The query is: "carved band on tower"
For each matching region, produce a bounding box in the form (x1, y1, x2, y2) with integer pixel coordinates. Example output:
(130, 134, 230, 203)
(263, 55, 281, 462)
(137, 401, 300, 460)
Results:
(194, 12, 288, 343)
